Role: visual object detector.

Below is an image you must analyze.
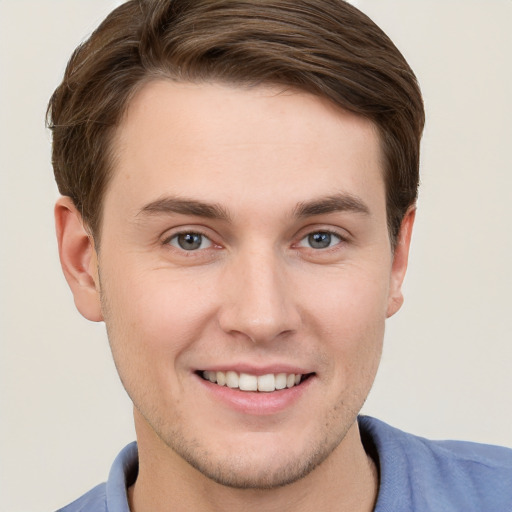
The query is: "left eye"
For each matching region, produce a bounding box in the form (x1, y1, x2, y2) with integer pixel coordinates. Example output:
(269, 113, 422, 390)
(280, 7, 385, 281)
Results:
(168, 232, 212, 251)
(299, 231, 342, 250)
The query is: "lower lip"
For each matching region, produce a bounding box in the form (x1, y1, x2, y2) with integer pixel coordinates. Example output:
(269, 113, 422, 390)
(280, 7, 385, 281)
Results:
(195, 374, 315, 415)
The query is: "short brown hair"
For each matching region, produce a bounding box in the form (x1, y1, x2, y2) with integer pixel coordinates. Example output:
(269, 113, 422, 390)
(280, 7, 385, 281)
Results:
(47, 0, 424, 247)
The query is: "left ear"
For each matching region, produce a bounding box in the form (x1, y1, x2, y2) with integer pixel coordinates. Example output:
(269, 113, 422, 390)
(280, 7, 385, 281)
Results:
(387, 207, 416, 318)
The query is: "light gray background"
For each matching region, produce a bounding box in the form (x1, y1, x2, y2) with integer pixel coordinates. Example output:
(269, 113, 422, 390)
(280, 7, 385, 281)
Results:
(1, 1, 511, 511)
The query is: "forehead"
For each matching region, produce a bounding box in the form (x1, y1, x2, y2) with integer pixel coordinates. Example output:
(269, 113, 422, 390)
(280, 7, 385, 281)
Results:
(106, 80, 385, 218)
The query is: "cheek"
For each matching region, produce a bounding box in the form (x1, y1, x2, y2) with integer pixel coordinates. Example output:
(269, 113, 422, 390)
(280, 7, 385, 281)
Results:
(303, 263, 390, 332)
(99, 267, 219, 416)
(100, 264, 217, 368)
(301, 267, 388, 377)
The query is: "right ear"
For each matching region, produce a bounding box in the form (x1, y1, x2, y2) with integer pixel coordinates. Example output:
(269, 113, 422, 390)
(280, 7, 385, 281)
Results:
(55, 196, 103, 322)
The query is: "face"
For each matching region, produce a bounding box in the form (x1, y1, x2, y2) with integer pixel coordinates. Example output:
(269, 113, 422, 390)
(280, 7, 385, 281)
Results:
(72, 81, 411, 488)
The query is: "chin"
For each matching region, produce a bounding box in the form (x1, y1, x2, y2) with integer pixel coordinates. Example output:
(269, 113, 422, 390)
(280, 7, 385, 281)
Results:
(178, 447, 325, 490)
(161, 423, 349, 490)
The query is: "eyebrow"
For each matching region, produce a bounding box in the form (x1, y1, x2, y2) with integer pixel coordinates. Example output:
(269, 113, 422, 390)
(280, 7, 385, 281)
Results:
(293, 193, 370, 218)
(137, 196, 231, 221)
(137, 192, 370, 222)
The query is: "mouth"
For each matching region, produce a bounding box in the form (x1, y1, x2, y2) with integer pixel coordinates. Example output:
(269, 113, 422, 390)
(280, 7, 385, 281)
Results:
(198, 370, 314, 392)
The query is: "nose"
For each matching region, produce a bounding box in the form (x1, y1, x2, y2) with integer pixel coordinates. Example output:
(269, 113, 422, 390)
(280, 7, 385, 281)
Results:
(217, 247, 301, 344)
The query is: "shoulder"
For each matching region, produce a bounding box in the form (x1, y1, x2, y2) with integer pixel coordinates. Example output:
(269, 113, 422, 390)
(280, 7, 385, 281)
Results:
(55, 483, 107, 512)
(359, 416, 512, 511)
(55, 442, 138, 512)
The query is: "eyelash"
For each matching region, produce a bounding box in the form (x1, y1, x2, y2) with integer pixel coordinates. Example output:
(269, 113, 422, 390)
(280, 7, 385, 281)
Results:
(296, 230, 344, 250)
(162, 228, 347, 254)
(163, 230, 214, 252)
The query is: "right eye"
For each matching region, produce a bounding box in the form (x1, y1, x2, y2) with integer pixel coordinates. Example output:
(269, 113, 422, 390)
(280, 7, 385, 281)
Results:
(297, 231, 343, 250)
(167, 232, 212, 251)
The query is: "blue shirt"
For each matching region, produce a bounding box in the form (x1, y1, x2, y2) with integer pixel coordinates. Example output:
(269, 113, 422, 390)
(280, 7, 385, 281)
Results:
(56, 416, 512, 511)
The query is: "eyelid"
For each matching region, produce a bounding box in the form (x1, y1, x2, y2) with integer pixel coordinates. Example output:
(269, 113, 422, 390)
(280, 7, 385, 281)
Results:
(161, 226, 219, 248)
(168, 232, 213, 250)
(295, 224, 350, 241)
(297, 230, 342, 248)
(159, 224, 349, 253)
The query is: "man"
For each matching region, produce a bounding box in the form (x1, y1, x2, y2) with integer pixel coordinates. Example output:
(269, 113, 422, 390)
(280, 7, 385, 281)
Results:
(48, 1, 512, 511)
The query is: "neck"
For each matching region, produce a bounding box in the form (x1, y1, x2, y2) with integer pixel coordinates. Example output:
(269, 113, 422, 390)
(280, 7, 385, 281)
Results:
(128, 417, 378, 512)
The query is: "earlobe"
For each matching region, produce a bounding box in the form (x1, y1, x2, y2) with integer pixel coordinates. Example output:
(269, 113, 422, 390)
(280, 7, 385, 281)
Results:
(55, 197, 103, 322)
(386, 207, 416, 318)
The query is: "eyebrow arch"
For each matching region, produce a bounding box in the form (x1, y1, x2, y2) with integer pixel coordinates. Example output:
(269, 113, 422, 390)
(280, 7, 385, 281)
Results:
(293, 193, 370, 218)
(137, 196, 231, 221)
(137, 192, 369, 222)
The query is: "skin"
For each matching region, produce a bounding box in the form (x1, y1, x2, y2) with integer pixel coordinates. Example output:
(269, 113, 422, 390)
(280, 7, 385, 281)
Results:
(55, 81, 415, 512)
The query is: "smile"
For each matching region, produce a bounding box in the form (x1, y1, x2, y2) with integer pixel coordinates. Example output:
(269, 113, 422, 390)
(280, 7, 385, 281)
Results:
(200, 371, 308, 392)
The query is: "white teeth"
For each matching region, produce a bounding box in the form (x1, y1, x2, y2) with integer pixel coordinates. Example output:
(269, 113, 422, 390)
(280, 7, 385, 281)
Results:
(275, 373, 287, 390)
(225, 370, 238, 388)
(203, 370, 305, 392)
(216, 371, 226, 386)
(239, 373, 258, 391)
(257, 373, 275, 392)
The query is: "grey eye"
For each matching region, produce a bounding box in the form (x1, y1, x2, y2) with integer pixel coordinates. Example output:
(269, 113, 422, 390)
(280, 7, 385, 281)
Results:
(299, 231, 341, 249)
(169, 233, 212, 251)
